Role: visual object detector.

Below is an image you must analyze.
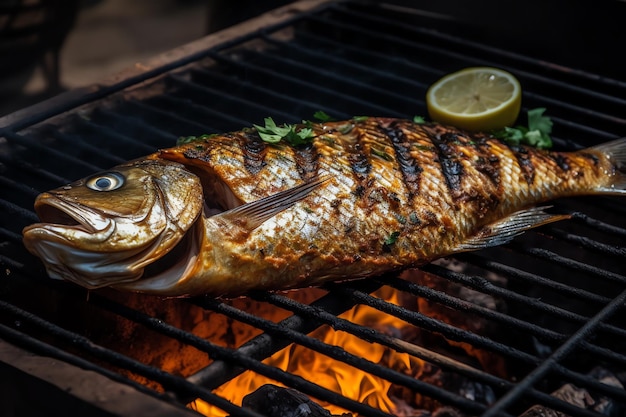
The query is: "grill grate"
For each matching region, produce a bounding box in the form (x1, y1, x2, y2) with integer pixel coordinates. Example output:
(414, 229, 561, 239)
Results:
(1, 1, 626, 416)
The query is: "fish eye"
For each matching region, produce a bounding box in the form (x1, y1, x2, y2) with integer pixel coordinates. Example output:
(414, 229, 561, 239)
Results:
(85, 172, 125, 192)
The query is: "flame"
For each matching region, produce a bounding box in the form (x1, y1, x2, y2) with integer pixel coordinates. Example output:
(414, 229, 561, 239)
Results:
(189, 286, 423, 416)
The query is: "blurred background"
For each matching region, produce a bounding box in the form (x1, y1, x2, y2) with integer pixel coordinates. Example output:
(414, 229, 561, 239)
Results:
(0, 0, 292, 117)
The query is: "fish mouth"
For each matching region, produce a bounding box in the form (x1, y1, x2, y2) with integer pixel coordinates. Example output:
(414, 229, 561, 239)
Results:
(26, 193, 113, 237)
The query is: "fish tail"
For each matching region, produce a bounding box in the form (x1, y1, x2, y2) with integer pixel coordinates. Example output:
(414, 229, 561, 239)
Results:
(589, 137, 626, 194)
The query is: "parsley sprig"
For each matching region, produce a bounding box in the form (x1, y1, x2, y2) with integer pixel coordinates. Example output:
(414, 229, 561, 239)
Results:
(493, 108, 553, 149)
(176, 133, 218, 146)
(254, 117, 314, 145)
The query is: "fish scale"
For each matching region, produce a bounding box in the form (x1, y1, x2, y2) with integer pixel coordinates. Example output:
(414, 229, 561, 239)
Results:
(22, 117, 626, 296)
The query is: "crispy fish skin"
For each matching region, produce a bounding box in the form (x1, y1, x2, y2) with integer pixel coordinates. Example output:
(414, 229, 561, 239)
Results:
(111, 117, 625, 296)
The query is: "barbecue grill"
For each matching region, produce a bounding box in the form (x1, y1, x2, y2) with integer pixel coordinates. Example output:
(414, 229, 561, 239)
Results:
(1, 1, 625, 416)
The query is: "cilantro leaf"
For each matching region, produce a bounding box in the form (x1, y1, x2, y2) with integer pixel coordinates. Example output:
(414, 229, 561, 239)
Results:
(313, 110, 334, 122)
(493, 108, 553, 149)
(253, 117, 315, 146)
(412, 115, 426, 124)
(384, 231, 401, 246)
(177, 133, 218, 146)
(528, 107, 553, 135)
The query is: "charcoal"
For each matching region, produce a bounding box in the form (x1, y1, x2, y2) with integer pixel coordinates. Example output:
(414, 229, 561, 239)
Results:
(519, 367, 625, 417)
(241, 384, 352, 417)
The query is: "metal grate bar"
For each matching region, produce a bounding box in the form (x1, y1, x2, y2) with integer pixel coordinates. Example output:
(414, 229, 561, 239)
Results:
(185, 281, 380, 390)
(422, 263, 593, 326)
(87, 292, 395, 417)
(182, 68, 352, 121)
(292, 30, 620, 144)
(256, 285, 626, 417)
(331, 3, 626, 96)
(0, 199, 39, 224)
(1, 131, 101, 172)
(288, 29, 439, 79)
(340, 284, 540, 364)
(548, 227, 626, 257)
(168, 73, 301, 124)
(350, 3, 626, 90)
(206, 51, 404, 117)
(380, 274, 568, 343)
(461, 253, 612, 305)
(482, 288, 626, 417)
(0, 299, 263, 417)
(46, 129, 127, 165)
(519, 247, 626, 286)
(0, 176, 41, 199)
(70, 115, 162, 154)
(579, 341, 626, 367)
(309, 5, 626, 135)
(252, 42, 424, 107)
(196, 292, 488, 415)
(262, 31, 434, 90)
(89, 108, 180, 149)
(0, 153, 70, 185)
(570, 211, 626, 237)
(124, 100, 217, 135)
(255, 288, 512, 387)
(0, 322, 172, 404)
(150, 94, 245, 132)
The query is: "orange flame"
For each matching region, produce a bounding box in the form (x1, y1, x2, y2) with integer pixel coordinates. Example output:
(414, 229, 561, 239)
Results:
(189, 286, 423, 416)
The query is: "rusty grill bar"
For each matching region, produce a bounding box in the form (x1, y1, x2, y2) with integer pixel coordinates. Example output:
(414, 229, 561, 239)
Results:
(1, 1, 626, 416)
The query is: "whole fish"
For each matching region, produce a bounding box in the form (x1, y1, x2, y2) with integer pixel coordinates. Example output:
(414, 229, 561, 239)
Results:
(22, 118, 626, 297)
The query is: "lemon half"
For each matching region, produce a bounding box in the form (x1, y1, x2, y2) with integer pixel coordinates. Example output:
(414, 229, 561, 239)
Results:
(426, 67, 521, 131)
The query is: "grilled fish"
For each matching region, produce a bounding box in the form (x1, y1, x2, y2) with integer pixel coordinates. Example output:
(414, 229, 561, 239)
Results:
(22, 118, 626, 297)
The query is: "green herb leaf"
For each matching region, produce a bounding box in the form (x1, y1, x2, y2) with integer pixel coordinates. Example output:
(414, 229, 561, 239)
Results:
(352, 116, 369, 122)
(528, 107, 553, 135)
(384, 231, 401, 245)
(493, 108, 553, 149)
(176, 133, 218, 146)
(177, 135, 198, 145)
(412, 115, 426, 124)
(313, 110, 334, 122)
(371, 146, 394, 161)
(253, 117, 315, 146)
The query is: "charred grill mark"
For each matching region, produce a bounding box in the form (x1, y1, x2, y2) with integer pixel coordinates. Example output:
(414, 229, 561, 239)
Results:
(433, 138, 464, 192)
(243, 133, 268, 175)
(580, 152, 600, 166)
(550, 153, 571, 172)
(348, 143, 371, 175)
(511, 146, 536, 185)
(342, 126, 374, 202)
(381, 122, 422, 199)
(474, 154, 501, 186)
(293, 143, 320, 181)
(421, 124, 465, 193)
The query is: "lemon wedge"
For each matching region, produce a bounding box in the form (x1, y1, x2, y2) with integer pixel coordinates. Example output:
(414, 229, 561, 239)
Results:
(426, 67, 521, 131)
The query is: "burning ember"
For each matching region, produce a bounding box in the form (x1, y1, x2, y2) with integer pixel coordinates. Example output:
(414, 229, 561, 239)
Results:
(189, 286, 423, 416)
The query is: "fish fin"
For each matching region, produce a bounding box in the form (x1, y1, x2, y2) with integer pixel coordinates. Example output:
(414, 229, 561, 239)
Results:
(589, 137, 626, 194)
(455, 206, 570, 252)
(217, 176, 329, 231)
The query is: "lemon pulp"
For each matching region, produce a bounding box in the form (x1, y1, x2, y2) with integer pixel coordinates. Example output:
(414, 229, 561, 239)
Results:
(426, 67, 521, 131)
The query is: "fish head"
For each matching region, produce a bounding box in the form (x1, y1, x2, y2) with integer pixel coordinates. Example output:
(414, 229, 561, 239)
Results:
(22, 159, 204, 290)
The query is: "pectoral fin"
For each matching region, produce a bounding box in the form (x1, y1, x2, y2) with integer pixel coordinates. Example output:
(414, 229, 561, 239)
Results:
(216, 176, 329, 233)
(455, 206, 570, 252)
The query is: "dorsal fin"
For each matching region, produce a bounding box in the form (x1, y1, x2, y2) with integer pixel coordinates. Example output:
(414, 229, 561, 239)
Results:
(215, 176, 329, 233)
